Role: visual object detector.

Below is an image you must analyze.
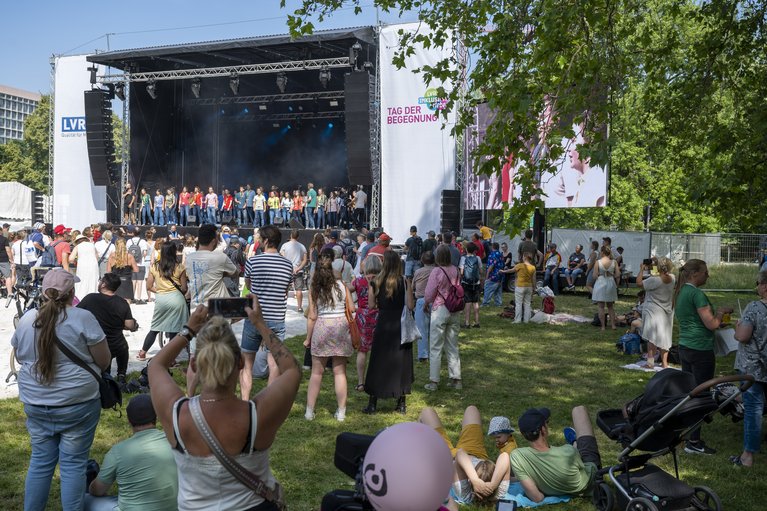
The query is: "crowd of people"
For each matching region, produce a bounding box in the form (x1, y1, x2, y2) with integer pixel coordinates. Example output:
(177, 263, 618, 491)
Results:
(121, 182, 368, 229)
(4, 215, 766, 510)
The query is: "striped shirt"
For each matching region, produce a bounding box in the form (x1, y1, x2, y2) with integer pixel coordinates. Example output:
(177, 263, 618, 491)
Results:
(244, 253, 294, 322)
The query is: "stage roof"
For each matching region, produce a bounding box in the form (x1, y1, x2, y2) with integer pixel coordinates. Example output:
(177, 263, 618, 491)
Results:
(87, 26, 377, 72)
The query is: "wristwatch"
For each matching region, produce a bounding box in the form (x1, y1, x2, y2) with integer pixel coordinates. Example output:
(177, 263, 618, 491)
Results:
(179, 325, 196, 342)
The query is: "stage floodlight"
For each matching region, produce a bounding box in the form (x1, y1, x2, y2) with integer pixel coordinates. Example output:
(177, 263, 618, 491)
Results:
(191, 78, 201, 99)
(363, 61, 374, 72)
(350, 42, 362, 70)
(319, 66, 331, 89)
(229, 74, 239, 95)
(329, 100, 339, 107)
(87, 66, 98, 85)
(146, 81, 157, 99)
(114, 82, 126, 101)
(258, 104, 268, 111)
(276, 72, 288, 93)
(272, 122, 280, 128)
(328, 122, 334, 128)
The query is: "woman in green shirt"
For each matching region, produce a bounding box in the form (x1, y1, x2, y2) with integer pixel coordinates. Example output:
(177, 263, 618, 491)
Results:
(673, 259, 733, 455)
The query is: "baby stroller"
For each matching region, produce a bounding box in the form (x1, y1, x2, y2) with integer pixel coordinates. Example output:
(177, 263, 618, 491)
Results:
(594, 369, 753, 511)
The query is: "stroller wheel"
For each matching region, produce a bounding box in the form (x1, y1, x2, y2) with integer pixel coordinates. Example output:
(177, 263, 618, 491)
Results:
(592, 482, 615, 511)
(626, 497, 658, 511)
(692, 486, 723, 511)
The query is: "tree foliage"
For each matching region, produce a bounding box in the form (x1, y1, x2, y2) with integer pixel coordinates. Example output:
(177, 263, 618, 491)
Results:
(283, 0, 767, 233)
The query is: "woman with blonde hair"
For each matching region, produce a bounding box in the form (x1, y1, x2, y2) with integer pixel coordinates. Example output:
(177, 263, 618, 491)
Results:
(673, 259, 733, 455)
(591, 245, 620, 330)
(149, 299, 300, 510)
(363, 250, 413, 414)
(636, 256, 676, 369)
(106, 238, 138, 301)
(12, 269, 110, 510)
(303, 248, 354, 421)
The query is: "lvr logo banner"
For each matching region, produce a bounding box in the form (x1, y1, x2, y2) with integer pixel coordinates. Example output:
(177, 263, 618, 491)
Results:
(62, 117, 86, 132)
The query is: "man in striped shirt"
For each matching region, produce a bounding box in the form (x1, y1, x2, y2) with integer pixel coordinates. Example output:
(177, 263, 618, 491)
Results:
(240, 224, 295, 398)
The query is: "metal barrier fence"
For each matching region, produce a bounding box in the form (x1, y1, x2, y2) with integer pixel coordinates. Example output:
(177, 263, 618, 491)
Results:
(652, 232, 767, 265)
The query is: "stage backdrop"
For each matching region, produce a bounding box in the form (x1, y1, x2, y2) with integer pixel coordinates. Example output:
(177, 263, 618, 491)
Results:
(380, 23, 456, 242)
(53, 55, 106, 229)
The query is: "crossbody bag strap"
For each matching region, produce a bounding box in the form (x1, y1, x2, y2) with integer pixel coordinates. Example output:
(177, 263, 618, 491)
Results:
(98, 240, 114, 264)
(436, 266, 455, 302)
(53, 336, 102, 383)
(188, 397, 284, 509)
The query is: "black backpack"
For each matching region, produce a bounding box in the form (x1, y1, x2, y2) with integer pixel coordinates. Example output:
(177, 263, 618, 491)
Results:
(128, 239, 143, 263)
(408, 236, 423, 261)
(462, 255, 480, 285)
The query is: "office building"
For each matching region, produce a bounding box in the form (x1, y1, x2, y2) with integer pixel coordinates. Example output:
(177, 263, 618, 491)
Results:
(0, 84, 42, 144)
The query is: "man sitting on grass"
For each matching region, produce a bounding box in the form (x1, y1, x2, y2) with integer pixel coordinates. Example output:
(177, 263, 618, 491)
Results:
(85, 395, 178, 511)
(510, 406, 601, 503)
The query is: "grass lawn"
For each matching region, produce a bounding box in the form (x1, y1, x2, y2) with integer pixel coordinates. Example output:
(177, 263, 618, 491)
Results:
(1, 280, 764, 510)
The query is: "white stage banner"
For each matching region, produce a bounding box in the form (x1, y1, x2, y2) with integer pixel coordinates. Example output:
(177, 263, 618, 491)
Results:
(380, 23, 456, 242)
(53, 55, 106, 229)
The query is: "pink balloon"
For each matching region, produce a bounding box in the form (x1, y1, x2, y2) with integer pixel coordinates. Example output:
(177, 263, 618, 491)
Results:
(362, 422, 454, 511)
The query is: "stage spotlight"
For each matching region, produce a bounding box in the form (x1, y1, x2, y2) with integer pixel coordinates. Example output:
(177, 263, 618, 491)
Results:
(350, 41, 362, 70)
(229, 74, 239, 95)
(114, 82, 126, 101)
(287, 123, 292, 130)
(87, 66, 98, 85)
(191, 78, 201, 99)
(328, 122, 334, 128)
(258, 104, 268, 111)
(319, 66, 331, 88)
(243, 107, 249, 114)
(146, 81, 157, 99)
(363, 61, 374, 72)
(272, 122, 280, 128)
(288, 105, 294, 112)
(329, 100, 339, 107)
(276, 72, 288, 93)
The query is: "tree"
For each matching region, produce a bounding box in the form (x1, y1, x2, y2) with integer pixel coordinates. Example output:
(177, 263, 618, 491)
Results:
(283, 0, 767, 234)
(0, 95, 49, 191)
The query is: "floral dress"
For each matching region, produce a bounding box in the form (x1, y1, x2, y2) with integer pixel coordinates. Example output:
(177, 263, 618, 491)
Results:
(354, 276, 378, 353)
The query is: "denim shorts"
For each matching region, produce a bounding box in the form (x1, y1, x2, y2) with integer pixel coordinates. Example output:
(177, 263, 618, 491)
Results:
(241, 320, 286, 353)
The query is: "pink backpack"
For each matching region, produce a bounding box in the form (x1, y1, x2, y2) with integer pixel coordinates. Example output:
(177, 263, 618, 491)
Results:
(438, 267, 465, 313)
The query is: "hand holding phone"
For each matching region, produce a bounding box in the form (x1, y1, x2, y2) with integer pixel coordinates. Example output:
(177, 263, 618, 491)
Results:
(208, 297, 250, 319)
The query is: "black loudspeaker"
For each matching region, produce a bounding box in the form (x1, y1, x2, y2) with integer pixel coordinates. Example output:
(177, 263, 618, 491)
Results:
(274, 216, 285, 226)
(31, 191, 45, 224)
(84, 89, 116, 187)
(440, 190, 461, 234)
(289, 218, 305, 229)
(344, 72, 373, 186)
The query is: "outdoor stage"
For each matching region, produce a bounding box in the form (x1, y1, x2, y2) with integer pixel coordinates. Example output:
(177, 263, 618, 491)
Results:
(118, 224, 329, 248)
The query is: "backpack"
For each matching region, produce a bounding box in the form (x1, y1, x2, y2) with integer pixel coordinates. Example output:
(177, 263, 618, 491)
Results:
(617, 332, 641, 355)
(341, 239, 356, 268)
(128, 239, 143, 263)
(462, 255, 480, 285)
(542, 296, 555, 314)
(438, 267, 465, 313)
(408, 236, 423, 261)
(40, 240, 64, 267)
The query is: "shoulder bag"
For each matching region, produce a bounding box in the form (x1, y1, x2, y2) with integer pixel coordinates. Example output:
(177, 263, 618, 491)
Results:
(188, 397, 287, 510)
(54, 336, 122, 410)
(401, 277, 418, 345)
(345, 287, 361, 350)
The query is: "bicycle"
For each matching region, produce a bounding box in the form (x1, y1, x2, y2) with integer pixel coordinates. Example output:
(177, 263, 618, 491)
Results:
(5, 269, 46, 383)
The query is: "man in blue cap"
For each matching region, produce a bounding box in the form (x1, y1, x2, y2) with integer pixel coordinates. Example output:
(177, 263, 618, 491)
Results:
(509, 406, 601, 503)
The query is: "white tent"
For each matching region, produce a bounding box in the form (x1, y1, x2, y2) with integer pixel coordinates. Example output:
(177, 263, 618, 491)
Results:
(0, 181, 33, 227)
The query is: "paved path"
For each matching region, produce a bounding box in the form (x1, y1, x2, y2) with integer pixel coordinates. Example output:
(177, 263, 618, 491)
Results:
(0, 293, 307, 400)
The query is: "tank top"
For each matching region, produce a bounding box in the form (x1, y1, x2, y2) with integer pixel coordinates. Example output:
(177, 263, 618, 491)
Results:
(171, 396, 276, 511)
(317, 280, 347, 318)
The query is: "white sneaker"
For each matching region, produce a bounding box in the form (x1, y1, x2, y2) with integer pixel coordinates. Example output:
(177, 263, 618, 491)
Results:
(304, 408, 315, 421)
(334, 408, 346, 422)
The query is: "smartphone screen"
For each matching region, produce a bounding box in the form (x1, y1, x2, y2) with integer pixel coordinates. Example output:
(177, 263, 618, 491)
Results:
(496, 500, 517, 511)
(208, 297, 249, 318)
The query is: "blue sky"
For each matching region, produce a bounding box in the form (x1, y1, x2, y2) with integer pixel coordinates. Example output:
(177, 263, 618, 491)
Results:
(1, 1, 416, 94)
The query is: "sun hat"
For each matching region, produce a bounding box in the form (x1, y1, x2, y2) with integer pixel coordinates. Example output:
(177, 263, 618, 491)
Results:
(487, 416, 515, 436)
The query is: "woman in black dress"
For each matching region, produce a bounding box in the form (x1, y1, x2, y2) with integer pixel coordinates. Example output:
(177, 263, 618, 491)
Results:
(363, 250, 414, 414)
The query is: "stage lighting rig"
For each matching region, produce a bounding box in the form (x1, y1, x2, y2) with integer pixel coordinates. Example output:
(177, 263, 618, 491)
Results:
(114, 82, 126, 101)
(363, 61, 374, 72)
(146, 81, 157, 99)
(229, 74, 240, 95)
(276, 72, 288, 93)
(319, 66, 331, 88)
(191, 78, 201, 99)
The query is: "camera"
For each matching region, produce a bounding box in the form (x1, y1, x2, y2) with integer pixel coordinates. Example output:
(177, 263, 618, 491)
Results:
(321, 432, 376, 510)
(496, 499, 518, 511)
(642, 258, 653, 267)
(208, 297, 249, 318)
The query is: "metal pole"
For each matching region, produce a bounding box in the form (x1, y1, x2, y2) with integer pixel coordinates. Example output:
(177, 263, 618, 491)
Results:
(120, 75, 130, 221)
(47, 55, 56, 224)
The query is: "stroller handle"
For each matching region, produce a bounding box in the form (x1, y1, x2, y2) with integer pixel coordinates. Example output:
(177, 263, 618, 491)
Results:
(690, 374, 754, 397)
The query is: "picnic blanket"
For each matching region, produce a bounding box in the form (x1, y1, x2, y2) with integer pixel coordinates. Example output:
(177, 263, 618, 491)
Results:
(530, 312, 592, 325)
(622, 361, 680, 373)
(501, 482, 571, 507)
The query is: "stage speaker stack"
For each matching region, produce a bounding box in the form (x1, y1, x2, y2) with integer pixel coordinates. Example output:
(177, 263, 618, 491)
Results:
(440, 190, 461, 234)
(84, 89, 117, 187)
(288, 218, 305, 229)
(344, 72, 373, 186)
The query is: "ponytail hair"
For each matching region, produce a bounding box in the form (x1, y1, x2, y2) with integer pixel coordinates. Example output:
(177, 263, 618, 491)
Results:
(33, 288, 74, 384)
(656, 256, 674, 275)
(194, 316, 240, 389)
(673, 259, 707, 309)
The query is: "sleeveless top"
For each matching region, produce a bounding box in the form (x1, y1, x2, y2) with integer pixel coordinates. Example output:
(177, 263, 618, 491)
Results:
(317, 280, 347, 319)
(171, 397, 276, 511)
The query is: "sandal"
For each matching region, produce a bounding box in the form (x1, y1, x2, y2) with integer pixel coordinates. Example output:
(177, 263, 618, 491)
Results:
(729, 455, 750, 467)
(355, 384, 365, 392)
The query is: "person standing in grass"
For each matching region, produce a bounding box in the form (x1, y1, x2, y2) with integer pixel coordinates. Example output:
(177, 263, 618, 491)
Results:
(482, 243, 504, 307)
(591, 246, 620, 330)
(504, 253, 537, 323)
(460, 243, 483, 328)
(732, 270, 767, 467)
(413, 250, 436, 362)
(424, 244, 462, 392)
(352, 256, 382, 392)
(12, 269, 110, 511)
(636, 257, 675, 369)
(673, 258, 733, 455)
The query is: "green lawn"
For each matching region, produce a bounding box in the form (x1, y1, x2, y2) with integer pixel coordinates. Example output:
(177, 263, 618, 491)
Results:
(1, 283, 764, 510)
